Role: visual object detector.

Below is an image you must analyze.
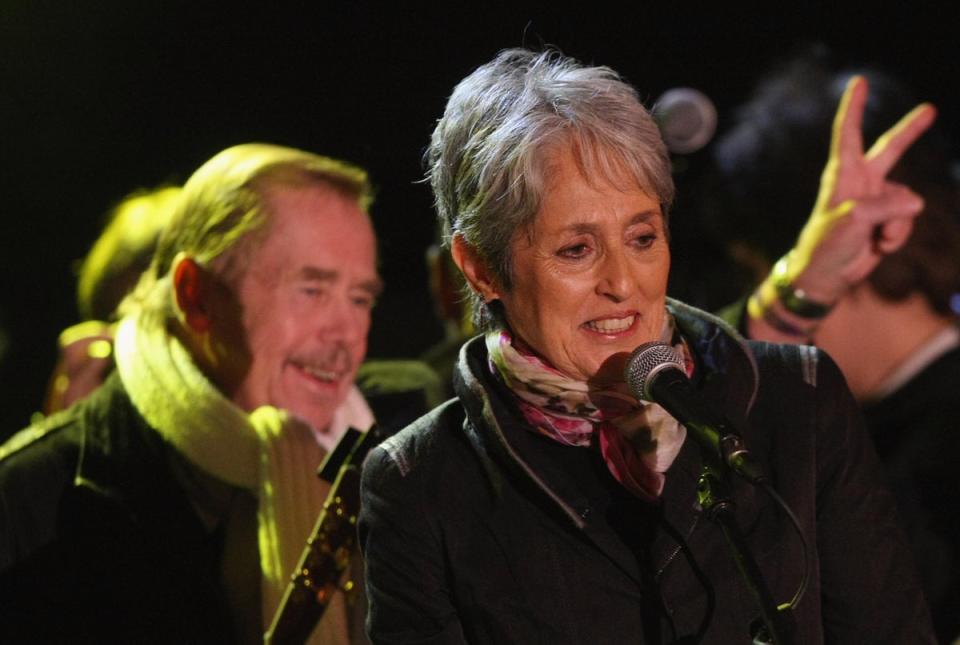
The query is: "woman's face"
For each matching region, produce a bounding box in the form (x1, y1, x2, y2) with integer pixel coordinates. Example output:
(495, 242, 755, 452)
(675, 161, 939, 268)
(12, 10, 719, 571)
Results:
(496, 148, 670, 384)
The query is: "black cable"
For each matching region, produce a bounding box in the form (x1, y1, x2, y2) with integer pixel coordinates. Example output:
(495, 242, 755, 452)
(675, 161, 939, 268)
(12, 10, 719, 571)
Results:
(760, 481, 810, 610)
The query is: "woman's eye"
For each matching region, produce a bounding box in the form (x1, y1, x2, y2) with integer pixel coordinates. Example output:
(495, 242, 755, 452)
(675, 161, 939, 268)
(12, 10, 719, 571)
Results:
(558, 243, 589, 258)
(633, 234, 657, 249)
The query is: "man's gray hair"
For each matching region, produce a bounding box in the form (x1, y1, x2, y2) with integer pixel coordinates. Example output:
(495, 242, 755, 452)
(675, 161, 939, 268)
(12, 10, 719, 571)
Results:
(120, 143, 372, 325)
(425, 48, 674, 329)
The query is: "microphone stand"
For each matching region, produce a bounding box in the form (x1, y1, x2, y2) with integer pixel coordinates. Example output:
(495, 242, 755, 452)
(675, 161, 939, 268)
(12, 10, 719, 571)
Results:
(625, 344, 803, 642)
(696, 453, 795, 645)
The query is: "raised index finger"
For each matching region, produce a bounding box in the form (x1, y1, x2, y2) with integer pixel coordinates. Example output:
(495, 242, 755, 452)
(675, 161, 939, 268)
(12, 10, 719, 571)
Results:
(830, 75, 868, 165)
(865, 102, 938, 177)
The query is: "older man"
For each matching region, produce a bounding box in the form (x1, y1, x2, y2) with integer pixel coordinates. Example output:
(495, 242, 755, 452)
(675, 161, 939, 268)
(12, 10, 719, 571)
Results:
(0, 144, 383, 643)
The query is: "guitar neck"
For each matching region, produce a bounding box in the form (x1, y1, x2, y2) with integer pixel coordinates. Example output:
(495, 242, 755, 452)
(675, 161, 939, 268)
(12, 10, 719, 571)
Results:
(265, 426, 383, 645)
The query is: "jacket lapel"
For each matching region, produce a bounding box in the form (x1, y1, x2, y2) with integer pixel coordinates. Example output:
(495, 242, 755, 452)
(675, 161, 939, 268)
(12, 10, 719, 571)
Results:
(452, 302, 762, 591)
(456, 338, 647, 585)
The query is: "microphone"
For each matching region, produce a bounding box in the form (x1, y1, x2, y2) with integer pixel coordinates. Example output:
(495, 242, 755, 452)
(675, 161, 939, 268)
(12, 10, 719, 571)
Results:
(652, 87, 717, 155)
(624, 342, 766, 484)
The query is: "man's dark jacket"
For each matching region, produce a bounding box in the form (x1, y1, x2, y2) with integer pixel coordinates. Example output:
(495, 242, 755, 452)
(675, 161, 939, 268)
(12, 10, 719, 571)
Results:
(0, 373, 238, 643)
(0, 366, 431, 643)
(359, 300, 934, 644)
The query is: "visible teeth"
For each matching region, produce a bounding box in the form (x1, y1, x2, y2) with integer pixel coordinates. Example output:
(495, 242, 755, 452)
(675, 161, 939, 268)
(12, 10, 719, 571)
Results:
(586, 315, 635, 333)
(302, 365, 339, 381)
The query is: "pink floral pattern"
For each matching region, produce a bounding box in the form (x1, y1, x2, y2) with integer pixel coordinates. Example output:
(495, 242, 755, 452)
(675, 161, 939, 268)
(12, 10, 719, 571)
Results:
(486, 319, 693, 500)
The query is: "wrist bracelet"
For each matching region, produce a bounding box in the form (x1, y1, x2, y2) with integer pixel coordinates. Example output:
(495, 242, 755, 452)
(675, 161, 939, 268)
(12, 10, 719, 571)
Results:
(747, 293, 813, 338)
(771, 254, 833, 320)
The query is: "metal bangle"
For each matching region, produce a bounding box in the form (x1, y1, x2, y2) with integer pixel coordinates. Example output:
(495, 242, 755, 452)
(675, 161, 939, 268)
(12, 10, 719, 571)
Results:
(771, 254, 833, 320)
(747, 294, 813, 338)
(774, 283, 832, 319)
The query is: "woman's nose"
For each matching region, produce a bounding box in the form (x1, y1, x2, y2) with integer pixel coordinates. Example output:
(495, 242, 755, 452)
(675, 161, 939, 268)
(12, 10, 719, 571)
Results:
(596, 249, 633, 302)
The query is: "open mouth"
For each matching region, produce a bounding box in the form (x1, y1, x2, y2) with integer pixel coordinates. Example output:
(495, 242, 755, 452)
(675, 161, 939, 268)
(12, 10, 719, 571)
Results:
(292, 361, 345, 386)
(583, 314, 637, 335)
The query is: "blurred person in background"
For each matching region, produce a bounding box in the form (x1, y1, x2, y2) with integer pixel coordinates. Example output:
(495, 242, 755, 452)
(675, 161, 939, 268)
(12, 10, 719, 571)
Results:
(419, 229, 475, 400)
(42, 186, 181, 415)
(708, 51, 960, 641)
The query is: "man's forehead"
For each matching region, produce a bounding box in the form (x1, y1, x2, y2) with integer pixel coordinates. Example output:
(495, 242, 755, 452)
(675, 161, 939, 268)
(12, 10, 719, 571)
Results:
(260, 177, 364, 211)
(250, 183, 380, 285)
(258, 181, 371, 231)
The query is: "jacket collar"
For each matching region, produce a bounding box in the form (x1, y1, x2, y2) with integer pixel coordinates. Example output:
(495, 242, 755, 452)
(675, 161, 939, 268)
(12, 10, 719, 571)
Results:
(667, 298, 759, 427)
(71, 373, 209, 523)
(452, 300, 761, 577)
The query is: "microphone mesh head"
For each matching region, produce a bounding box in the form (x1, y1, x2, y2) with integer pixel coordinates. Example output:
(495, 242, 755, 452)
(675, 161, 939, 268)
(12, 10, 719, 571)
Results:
(624, 342, 684, 401)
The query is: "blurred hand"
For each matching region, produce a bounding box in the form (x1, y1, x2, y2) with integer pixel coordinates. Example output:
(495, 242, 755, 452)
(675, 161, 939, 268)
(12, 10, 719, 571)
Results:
(43, 321, 115, 414)
(788, 75, 936, 303)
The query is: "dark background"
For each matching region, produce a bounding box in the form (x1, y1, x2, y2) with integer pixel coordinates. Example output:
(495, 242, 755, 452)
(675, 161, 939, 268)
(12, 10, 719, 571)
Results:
(1, 1, 957, 434)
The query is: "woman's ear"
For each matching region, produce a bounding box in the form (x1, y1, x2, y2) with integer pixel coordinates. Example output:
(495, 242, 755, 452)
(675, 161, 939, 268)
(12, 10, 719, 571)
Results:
(450, 234, 502, 302)
(171, 253, 212, 333)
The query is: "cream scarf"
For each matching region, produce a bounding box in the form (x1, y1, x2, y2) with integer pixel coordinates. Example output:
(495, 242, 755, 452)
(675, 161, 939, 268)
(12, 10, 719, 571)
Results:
(114, 312, 373, 644)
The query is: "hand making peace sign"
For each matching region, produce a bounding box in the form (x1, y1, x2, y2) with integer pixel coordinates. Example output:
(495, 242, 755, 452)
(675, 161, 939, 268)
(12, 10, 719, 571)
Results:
(782, 75, 937, 305)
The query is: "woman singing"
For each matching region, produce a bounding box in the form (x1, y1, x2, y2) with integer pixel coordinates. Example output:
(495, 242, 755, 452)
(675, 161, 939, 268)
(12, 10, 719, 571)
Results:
(359, 48, 935, 644)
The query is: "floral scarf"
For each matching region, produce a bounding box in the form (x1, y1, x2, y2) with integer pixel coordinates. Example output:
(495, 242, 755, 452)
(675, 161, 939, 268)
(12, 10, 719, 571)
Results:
(486, 315, 693, 500)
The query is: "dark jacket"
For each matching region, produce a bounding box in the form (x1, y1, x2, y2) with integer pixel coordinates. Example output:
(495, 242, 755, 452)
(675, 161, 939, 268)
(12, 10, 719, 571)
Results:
(0, 366, 432, 644)
(0, 373, 239, 643)
(861, 345, 960, 642)
(358, 300, 934, 644)
(720, 299, 960, 642)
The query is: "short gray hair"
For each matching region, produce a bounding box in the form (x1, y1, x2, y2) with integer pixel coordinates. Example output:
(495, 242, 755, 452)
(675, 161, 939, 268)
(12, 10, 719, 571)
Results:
(121, 143, 372, 325)
(425, 48, 674, 329)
